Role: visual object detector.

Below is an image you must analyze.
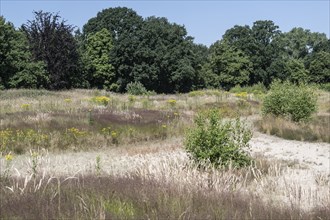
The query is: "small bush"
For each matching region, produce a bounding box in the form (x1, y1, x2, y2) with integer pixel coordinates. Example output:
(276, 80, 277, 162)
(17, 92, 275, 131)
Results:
(126, 82, 148, 95)
(185, 109, 252, 168)
(262, 81, 317, 122)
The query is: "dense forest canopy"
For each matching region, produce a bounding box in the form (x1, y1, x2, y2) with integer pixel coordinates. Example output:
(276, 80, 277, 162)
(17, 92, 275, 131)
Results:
(0, 7, 329, 92)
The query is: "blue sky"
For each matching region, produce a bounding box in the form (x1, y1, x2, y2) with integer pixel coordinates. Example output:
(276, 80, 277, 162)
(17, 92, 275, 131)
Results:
(1, 1, 329, 46)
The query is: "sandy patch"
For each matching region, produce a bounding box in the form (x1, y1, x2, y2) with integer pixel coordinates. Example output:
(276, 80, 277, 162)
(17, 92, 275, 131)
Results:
(250, 132, 330, 174)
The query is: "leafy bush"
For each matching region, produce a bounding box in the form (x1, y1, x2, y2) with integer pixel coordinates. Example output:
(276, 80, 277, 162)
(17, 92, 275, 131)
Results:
(126, 82, 148, 95)
(185, 109, 252, 168)
(262, 81, 317, 122)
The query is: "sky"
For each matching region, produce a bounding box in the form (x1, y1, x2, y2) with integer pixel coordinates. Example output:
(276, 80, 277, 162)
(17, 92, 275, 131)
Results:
(0, 0, 329, 46)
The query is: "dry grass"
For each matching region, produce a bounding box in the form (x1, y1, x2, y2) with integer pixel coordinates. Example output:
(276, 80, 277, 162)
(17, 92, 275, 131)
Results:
(255, 115, 330, 143)
(1, 147, 329, 219)
(0, 89, 259, 154)
(255, 89, 330, 143)
(1, 89, 329, 219)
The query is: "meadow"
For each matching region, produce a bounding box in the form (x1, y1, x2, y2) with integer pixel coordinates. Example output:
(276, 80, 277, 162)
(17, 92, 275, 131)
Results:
(0, 88, 329, 219)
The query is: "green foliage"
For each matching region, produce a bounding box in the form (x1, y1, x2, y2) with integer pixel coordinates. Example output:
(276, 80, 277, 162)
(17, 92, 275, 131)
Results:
(307, 51, 330, 83)
(262, 81, 317, 122)
(126, 81, 148, 95)
(285, 59, 309, 83)
(131, 16, 200, 93)
(0, 17, 47, 89)
(222, 20, 283, 87)
(280, 28, 328, 59)
(83, 7, 144, 92)
(185, 109, 252, 168)
(84, 28, 115, 89)
(8, 61, 49, 89)
(318, 83, 330, 92)
(83, 9, 204, 93)
(22, 11, 82, 89)
(1, 10, 330, 92)
(204, 40, 252, 90)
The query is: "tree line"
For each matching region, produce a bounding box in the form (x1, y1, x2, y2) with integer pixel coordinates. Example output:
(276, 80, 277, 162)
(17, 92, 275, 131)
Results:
(1, 7, 329, 93)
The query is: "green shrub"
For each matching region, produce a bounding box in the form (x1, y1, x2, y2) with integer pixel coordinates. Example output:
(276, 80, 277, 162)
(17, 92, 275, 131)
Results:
(185, 109, 252, 168)
(126, 81, 148, 95)
(262, 81, 317, 122)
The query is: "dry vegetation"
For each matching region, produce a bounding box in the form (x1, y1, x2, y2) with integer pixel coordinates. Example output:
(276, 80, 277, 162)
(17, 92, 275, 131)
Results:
(0, 89, 329, 219)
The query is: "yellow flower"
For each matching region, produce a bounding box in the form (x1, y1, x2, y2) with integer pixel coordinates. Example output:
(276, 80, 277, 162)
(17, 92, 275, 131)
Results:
(5, 153, 13, 161)
(91, 96, 110, 106)
(167, 99, 177, 108)
(167, 99, 176, 104)
(162, 124, 167, 129)
(21, 104, 30, 110)
(111, 131, 117, 138)
(64, 98, 72, 103)
(235, 92, 248, 99)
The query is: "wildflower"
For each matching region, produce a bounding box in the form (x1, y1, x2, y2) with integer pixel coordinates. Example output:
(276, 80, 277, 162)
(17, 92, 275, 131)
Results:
(235, 92, 248, 99)
(162, 124, 167, 129)
(167, 99, 177, 109)
(64, 98, 72, 103)
(21, 104, 30, 110)
(111, 131, 117, 138)
(91, 96, 110, 106)
(167, 99, 176, 104)
(68, 127, 86, 137)
(5, 153, 13, 161)
(31, 151, 38, 158)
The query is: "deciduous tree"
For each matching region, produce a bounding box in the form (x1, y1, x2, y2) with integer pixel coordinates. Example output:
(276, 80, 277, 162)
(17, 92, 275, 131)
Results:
(22, 11, 81, 89)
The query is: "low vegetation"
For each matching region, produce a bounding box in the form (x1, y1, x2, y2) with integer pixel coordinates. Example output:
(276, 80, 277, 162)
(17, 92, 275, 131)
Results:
(185, 109, 252, 168)
(1, 173, 329, 220)
(262, 81, 317, 122)
(255, 115, 330, 143)
(0, 88, 329, 219)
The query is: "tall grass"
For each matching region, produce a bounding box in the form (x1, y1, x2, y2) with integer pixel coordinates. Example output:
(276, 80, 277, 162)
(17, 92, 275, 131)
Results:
(0, 89, 261, 154)
(1, 89, 329, 219)
(1, 153, 329, 219)
(255, 115, 330, 143)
